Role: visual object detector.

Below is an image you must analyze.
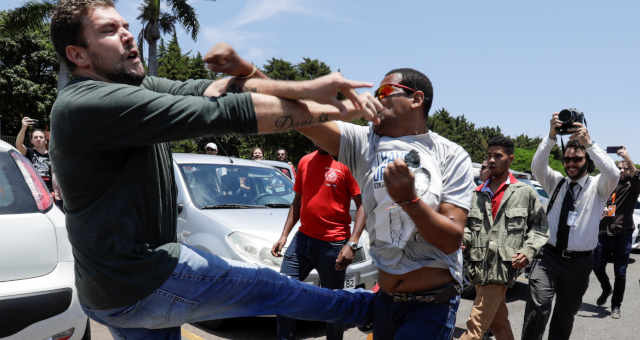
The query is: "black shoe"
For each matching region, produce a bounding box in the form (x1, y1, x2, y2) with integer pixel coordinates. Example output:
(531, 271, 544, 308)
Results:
(611, 306, 621, 319)
(596, 290, 611, 306)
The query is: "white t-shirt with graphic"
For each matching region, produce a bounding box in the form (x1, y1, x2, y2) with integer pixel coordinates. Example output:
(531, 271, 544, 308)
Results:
(338, 122, 474, 285)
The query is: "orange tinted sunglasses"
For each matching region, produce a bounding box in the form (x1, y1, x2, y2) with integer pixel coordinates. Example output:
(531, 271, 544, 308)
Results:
(375, 83, 417, 100)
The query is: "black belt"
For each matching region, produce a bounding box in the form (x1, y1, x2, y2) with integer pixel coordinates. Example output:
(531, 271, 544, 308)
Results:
(388, 282, 460, 304)
(544, 244, 592, 259)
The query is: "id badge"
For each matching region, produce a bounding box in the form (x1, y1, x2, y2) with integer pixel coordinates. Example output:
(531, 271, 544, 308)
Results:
(567, 211, 578, 227)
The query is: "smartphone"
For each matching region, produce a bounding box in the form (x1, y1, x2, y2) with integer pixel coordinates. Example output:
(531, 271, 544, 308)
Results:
(606, 146, 623, 154)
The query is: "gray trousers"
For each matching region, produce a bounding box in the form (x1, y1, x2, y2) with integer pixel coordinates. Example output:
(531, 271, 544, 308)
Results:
(521, 247, 593, 340)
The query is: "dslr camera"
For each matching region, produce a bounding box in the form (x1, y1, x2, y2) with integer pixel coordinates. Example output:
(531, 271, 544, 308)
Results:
(556, 108, 585, 135)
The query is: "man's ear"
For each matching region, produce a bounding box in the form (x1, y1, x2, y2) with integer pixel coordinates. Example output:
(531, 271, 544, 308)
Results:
(410, 90, 424, 110)
(65, 45, 90, 69)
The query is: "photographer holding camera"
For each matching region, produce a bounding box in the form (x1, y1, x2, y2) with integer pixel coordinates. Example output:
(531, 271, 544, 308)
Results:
(593, 146, 639, 319)
(15, 116, 53, 193)
(521, 111, 619, 340)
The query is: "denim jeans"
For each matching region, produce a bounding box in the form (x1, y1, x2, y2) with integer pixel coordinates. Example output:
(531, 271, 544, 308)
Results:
(593, 229, 633, 308)
(372, 291, 460, 340)
(81, 244, 373, 340)
(277, 232, 347, 340)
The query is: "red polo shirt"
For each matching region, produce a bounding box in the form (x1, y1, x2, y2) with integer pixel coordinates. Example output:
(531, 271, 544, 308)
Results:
(476, 173, 518, 219)
(294, 151, 360, 241)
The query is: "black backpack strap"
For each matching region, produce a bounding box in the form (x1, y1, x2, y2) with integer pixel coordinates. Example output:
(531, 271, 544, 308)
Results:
(546, 178, 567, 215)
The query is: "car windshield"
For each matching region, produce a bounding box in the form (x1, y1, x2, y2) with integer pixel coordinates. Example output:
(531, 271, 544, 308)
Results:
(179, 163, 295, 209)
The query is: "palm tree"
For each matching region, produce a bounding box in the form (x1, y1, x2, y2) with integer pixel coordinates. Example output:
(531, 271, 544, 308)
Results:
(137, 0, 204, 76)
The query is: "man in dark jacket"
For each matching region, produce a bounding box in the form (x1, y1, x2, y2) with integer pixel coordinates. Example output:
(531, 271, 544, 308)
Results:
(593, 146, 640, 319)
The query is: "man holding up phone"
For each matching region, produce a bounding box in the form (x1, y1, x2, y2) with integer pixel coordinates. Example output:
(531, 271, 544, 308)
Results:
(15, 116, 53, 193)
(593, 146, 640, 319)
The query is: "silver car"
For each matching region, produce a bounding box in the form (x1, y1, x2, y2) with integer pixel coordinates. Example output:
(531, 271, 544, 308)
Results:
(0, 140, 89, 340)
(172, 153, 378, 290)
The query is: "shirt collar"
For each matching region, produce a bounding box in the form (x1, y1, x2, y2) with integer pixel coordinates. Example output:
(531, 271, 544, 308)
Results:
(476, 172, 518, 193)
(571, 173, 589, 188)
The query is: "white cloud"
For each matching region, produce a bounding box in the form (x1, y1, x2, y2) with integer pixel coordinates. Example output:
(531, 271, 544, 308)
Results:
(232, 0, 309, 28)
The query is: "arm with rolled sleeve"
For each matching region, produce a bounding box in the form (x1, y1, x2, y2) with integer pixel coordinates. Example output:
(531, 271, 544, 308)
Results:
(531, 136, 564, 194)
(519, 186, 549, 261)
(587, 144, 620, 199)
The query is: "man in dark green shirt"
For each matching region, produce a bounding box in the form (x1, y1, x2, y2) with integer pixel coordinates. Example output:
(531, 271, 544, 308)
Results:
(49, 1, 381, 339)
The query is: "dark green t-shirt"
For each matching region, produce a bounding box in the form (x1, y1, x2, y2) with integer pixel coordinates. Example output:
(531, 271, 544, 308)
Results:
(49, 76, 256, 309)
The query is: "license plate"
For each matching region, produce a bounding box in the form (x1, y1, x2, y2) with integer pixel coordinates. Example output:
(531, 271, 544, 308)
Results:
(344, 276, 357, 288)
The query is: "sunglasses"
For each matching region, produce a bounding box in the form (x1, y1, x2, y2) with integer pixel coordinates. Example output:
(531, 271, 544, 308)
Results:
(375, 83, 417, 100)
(563, 156, 585, 163)
(206, 148, 216, 151)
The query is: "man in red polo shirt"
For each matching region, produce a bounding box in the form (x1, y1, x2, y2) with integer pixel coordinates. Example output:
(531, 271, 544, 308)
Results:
(271, 147, 365, 340)
(461, 136, 548, 340)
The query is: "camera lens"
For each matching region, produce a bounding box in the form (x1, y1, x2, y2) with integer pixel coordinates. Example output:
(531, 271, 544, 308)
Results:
(558, 109, 573, 122)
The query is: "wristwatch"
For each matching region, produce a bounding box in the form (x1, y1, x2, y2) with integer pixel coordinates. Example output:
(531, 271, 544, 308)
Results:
(347, 241, 359, 251)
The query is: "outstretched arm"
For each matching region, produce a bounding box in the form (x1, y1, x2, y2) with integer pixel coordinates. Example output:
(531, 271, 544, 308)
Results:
(16, 117, 34, 155)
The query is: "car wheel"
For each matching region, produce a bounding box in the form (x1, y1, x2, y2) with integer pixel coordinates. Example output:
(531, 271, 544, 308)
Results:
(81, 319, 91, 340)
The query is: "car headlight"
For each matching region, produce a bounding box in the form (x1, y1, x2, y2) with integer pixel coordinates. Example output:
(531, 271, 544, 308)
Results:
(226, 231, 283, 269)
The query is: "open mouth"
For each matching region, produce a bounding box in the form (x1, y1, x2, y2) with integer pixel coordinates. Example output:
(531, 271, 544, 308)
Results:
(126, 50, 139, 61)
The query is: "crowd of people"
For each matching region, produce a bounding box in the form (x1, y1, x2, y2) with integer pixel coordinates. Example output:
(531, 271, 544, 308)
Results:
(15, 1, 637, 339)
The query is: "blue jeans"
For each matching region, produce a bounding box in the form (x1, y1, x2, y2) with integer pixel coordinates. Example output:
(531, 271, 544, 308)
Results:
(372, 291, 460, 340)
(81, 245, 373, 340)
(277, 232, 347, 340)
(593, 229, 633, 308)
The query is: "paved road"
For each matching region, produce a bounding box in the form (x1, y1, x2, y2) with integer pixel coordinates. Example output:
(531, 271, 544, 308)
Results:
(92, 252, 640, 339)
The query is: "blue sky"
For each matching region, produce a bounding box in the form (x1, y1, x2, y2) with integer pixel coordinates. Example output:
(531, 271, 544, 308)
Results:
(3, 0, 639, 161)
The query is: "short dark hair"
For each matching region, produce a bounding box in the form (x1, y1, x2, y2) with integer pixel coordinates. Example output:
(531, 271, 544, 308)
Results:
(51, 0, 115, 70)
(487, 136, 514, 155)
(564, 140, 595, 173)
(385, 68, 433, 118)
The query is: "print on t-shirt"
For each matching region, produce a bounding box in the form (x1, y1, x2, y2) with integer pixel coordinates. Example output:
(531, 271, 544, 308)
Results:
(371, 149, 442, 248)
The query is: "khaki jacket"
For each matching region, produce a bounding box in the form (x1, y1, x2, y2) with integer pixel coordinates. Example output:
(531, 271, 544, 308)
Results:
(463, 179, 549, 286)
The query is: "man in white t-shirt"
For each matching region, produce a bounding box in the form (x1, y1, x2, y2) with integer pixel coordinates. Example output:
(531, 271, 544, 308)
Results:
(297, 68, 475, 339)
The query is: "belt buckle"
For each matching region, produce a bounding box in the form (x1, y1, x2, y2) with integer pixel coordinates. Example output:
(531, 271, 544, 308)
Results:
(561, 249, 572, 259)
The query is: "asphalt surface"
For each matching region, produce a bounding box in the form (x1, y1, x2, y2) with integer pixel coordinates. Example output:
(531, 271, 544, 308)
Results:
(91, 252, 640, 339)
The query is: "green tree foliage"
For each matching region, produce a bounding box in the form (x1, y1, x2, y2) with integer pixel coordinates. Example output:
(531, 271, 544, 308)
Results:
(137, 0, 205, 76)
(157, 32, 190, 81)
(0, 10, 57, 138)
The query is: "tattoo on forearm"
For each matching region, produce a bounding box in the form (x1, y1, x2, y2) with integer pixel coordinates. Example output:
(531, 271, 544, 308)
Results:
(275, 113, 330, 129)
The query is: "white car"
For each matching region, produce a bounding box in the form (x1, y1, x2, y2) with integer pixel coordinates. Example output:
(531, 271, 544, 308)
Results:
(0, 140, 89, 340)
(173, 153, 377, 289)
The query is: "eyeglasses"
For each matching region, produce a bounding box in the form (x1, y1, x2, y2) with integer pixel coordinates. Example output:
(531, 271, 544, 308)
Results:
(563, 156, 585, 163)
(374, 83, 417, 100)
